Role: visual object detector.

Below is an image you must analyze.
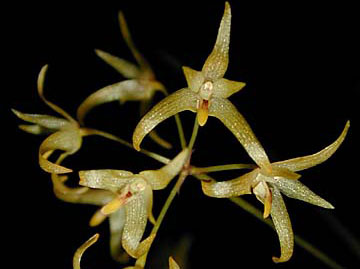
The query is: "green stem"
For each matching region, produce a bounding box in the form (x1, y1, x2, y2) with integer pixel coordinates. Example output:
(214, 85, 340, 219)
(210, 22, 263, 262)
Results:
(81, 128, 170, 164)
(191, 163, 256, 174)
(174, 114, 187, 149)
(188, 117, 199, 151)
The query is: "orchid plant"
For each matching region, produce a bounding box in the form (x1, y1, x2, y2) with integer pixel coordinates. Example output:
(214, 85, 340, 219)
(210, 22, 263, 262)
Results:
(13, 2, 350, 268)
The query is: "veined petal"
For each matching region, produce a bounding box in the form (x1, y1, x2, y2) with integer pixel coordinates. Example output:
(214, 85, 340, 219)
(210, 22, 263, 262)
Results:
(182, 66, 204, 93)
(209, 97, 271, 171)
(140, 148, 189, 190)
(169, 257, 181, 269)
(201, 170, 257, 198)
(118, 11, 152, 76)
(79, 169, 134, 191)
(202, 2, 231, 80)
(73, 233, 99, 269)
(213, 78, 246, 98)
(109, 207, 129, 262)
(274, 121, 350, 172)
(95, 49, 140, 78)
(273, 177, 334, 209)
(122, 187, 154, 258)
(77, 80, 151, 124)
(12, 109, 70, 130)
(39, 127, 82, 173)
(37, 65, 76, 123)
(133, 88, 198, 151)
(270, 186, 293, 263)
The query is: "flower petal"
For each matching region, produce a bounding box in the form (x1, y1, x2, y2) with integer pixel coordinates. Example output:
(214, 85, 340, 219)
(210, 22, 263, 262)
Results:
(39, 127, 82, 173)
(270, 186, 293, 263)
(182, 66, 204, 93)
(202, 2, 231, 80)
(122, 186, 155, 258)
(73, 233, 99, 269)
(18, 124, 51, 135)
(140, 148, 189, 190)
(213, 78, 246, 99)
(95, 49, 140, 78)
(274, 121, 350, 172)
(79, 169, 134, 191)
(273, 177, 334, 209)
(169, 257, 181, 269)
(109, 207, 129, 262)
(12, 109, 70, 130)
(209, 97, 271, 171)
(133, 88, 198, 151)
(201, 170, 257, 198)
(77, 80, 151, 124)
(37, 65, 76, 123)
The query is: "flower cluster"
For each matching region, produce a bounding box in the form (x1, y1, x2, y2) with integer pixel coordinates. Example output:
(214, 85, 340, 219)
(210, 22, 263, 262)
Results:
(13, 1, 349, 268)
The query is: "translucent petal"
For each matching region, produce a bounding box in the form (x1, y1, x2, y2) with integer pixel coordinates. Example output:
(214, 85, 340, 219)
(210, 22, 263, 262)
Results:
(37, 65, 76, 123)
(182, 66, 204, 93)
(79, 169, 134, 191)
(212, 78, 246, 98)
(18, 124, 50, 135)
(274, 121, 350, 172)
(273, 177, 334, 209)
(270, 186, 293, 263)
(140, 148, 189, 190)
(73, 233, 99, 269)
(12, 109, 70, 130)
(39, 127, 82, 173)
(133, 88, 198, 151)
(202, 2, 231, 80)
(270, 166, 301, 180)
(209, 97, 272, 171)
(169, 257, 181, 269)
(109, 207, 129, 262)
(118, 11, 151, 75)
(201, 170, 257, 198)
(95, 49, 140, 78)
(77, 80, 151, 124)
(122, 186, 154, 258)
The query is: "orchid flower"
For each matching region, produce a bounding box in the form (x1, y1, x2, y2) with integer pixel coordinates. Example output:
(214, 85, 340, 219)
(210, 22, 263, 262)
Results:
(76, 11, 171, 149)
(12, 65, 86, 174)
(201, 121, 349, 262)
(132, 2, 271, 171)
(78, 148, 189, 258)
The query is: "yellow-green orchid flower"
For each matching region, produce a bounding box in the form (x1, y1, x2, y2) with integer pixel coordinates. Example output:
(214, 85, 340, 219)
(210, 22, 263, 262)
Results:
(12, 65, 85, 174)
(76, 11, 171, 149)
(78, 148, 189, 258)
(132, 2, 271, 171)
(202, 121, 349, 263)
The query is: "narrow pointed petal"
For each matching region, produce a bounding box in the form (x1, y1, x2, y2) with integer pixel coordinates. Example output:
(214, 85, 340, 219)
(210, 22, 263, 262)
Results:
(270, 166, 301, 180)
(213, 78, 246, 98)
(109, 207, 130, 262)
(140, 148, 189, 190)
(133, 88, 198, 151)
(169, 257, 181, 269)
(202, 2, 231, 80)
(201, 170, 257, 198)
(18, 124, 50, 135)
(37, 65, 76, 123)
(270, 186, 294, 263)
(79, 169, 134, 191)
(118, 11, 152, 75)
(73, 233, 99, 269)
(122, 188, 154, 258)
(273, 177, 334, 209)
(39, 127, 82, 173)
(182, 66, 204, 93)
(95, 49, 140, 78)
(12, 109, 70, 130)
(77, 80, 151, 124)
(209, 97, 272, 171)
(274, 121, 350, 172)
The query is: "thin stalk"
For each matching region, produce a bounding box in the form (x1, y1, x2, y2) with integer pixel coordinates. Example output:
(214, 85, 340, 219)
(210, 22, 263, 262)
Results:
(174, 114, 186, 149)
(188, 117, 199, 151)
(191, 163, 256, 174)
(81, 128, 170, 164)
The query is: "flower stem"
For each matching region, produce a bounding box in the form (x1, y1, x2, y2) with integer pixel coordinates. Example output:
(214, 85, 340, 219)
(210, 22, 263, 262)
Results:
(188, 116, 199, 151)
(191, 163, 256, 174)
(174, 114, 187, 149)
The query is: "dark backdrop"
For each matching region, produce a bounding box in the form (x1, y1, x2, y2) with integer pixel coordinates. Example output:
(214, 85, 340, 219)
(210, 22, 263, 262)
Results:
(4, 1, 359, 268)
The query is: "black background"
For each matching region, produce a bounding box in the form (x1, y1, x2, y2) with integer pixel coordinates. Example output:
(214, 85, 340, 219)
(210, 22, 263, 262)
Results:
(3, 0, 359, 268)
